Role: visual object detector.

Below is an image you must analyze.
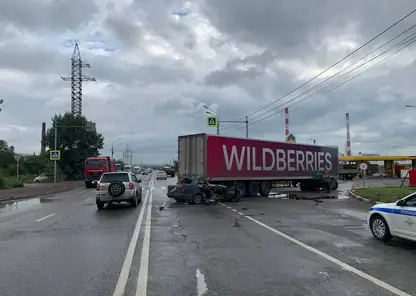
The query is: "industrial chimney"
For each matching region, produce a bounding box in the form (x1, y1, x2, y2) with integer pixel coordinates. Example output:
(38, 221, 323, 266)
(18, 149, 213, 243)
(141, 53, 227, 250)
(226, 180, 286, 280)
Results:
(41, 122, 46, 154)
(345, 113, 351, 156)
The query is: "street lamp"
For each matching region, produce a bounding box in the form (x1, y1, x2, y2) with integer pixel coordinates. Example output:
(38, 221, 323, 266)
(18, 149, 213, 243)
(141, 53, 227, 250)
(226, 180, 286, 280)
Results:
(405, 105, 416, 107)
(111, 137, 122, 160)
(392, 146, 399, 156)
(0, 99, 3, 112)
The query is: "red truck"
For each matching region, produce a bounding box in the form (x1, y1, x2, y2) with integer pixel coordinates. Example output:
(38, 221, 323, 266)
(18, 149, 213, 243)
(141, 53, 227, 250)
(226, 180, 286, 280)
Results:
(177, 134, 339, 196)
(84, 156, 116, 188)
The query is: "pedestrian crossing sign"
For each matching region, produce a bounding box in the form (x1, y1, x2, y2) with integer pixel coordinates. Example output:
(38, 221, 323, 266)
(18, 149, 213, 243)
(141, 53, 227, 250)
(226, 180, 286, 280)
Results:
(50, 150, 61, 160)
(206, 115, 218, 128)
(285, 133, 296, 143)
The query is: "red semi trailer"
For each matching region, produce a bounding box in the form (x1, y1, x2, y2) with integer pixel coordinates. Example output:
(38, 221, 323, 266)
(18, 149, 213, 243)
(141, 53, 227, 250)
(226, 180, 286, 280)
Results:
(177, 134, 339, 196)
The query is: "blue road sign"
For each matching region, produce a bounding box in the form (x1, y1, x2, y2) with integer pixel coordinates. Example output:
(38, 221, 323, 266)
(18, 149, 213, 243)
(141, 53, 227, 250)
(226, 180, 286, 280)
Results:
(50, 150, 61, 160)
(207, 115, 218, 127)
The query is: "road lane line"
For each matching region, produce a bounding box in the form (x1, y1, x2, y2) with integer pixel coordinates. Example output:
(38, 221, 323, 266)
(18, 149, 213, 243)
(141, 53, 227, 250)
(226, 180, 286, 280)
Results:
(112, 180, 152, 296)
(84, 197, 92, 201)
(78, 189, 91, 194)
(136, 177, 154, 296)
(221, 204, 411, 296)
(35, 213, 56, 222)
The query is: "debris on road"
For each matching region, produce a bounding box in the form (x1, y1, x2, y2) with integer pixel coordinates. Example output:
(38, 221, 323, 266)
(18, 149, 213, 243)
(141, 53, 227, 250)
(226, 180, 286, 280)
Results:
(233, 218, 240, 227)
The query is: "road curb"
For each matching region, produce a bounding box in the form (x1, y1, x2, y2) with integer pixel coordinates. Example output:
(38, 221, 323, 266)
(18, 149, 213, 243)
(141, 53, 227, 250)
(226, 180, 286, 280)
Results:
(348, 190, 381, 204)
(0, 187, 71, 203)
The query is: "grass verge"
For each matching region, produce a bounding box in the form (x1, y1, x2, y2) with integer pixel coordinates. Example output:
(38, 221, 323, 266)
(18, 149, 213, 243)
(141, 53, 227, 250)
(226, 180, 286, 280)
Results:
(353, 186, 416, 203)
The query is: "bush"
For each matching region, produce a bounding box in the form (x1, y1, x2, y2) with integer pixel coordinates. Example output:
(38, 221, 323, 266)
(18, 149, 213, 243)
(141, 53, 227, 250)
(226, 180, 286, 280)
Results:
(0, 174, 6, 189)
(8, 180, 24, 188)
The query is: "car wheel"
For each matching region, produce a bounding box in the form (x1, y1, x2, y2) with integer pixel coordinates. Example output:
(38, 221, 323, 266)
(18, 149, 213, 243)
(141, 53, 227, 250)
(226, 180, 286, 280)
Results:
(370, 215, 392, 241)
(131, 195, 138, 208)
(96, 201, 105, 210)
(137, 192, 142, 203)
(192, 193, 203, 205)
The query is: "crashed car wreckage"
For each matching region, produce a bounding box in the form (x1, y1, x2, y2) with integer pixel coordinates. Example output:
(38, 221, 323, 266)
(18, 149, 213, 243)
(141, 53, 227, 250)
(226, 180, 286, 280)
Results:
(167, 174, 242, 205)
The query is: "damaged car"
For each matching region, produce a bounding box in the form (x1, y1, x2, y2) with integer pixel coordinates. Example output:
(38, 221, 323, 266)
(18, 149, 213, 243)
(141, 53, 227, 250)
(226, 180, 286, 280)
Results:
(167, 177, 241, 204)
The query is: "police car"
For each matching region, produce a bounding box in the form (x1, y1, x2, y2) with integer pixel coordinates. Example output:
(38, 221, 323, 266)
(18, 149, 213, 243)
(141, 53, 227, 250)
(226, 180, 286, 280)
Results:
(368, 192, 416, 242)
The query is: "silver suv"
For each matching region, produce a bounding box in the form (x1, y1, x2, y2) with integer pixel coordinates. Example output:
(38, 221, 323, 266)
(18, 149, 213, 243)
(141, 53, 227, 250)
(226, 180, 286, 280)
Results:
(96, 172, 143, 209)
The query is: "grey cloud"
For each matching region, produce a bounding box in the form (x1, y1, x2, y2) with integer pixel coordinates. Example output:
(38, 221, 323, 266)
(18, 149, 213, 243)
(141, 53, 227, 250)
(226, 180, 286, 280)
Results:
(203, 50, 278, 87)
(202, 0, 416, 61)
(88, 56, 194, 87)
(0, 0, 98, 33)
(3, 0, 416, 163)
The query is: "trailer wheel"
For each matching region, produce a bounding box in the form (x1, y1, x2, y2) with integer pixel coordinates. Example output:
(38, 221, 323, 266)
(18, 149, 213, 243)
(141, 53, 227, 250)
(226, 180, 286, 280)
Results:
(330, 179, 338, 190)
(235, 182, 246, 197)
(247, 181, 259, 197)
(322, 182, 331, 193)
(339, 174, 344, 180)
(300, 182, 307, 191)
(259, 181, 271, 197)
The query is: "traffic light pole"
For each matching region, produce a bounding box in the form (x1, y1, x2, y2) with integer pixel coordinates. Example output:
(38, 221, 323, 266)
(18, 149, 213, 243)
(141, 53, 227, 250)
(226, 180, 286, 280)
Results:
(219, 116, 249, 138)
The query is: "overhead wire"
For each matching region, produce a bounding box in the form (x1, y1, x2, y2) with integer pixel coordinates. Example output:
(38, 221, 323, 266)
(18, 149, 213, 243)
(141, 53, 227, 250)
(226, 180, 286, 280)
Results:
(229, 28, 416, 132)
(55, 0, 77, 35)
(0, 5, 50, 61)
(221, 9, 416, 131)
(245, 8, 416, 118)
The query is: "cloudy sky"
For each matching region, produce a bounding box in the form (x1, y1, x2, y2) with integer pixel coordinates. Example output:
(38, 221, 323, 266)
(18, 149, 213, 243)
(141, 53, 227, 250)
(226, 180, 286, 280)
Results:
(1, 0, 416, 164)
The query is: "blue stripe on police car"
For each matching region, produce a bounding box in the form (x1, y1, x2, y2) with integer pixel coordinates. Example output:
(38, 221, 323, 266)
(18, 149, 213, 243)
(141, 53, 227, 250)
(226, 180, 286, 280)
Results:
(370, 207, 416, 217)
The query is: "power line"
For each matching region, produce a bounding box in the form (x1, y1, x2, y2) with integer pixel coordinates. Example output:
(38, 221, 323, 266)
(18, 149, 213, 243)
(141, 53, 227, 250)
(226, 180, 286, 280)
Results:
(222, 8, 416, 131)
(55, 0, 76, 34)
(0, 5, 50, 61)
(230, 29, 416, 132)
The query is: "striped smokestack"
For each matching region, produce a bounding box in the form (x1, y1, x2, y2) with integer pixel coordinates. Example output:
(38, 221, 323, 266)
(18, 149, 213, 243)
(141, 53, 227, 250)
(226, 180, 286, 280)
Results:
(346, 113, 351, 156)
(284, 107, 289, 138)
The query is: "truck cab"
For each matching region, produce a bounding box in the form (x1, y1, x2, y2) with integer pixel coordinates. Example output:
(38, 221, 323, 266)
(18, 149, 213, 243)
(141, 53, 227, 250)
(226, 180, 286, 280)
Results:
(84, 156, 116, 188)
(163, 165, 175, 177)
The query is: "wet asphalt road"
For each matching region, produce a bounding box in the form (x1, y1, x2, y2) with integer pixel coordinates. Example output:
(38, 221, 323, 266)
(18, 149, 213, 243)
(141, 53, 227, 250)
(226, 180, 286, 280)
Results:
(0, 175, 415, 296)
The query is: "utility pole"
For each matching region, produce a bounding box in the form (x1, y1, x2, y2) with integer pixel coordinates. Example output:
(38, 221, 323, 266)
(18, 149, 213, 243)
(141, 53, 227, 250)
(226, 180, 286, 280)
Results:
(204, 105, 249, 138)
(54, 126, 57, 183)
(61, 42, 96, 116)
(111, 137, 121, 160)
(218, 118, 249, 138)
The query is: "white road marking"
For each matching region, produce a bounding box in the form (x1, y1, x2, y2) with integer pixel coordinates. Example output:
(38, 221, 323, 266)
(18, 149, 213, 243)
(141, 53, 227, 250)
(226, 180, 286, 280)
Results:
(35, 213, 56, 222)
(196, 267, 208, 296)
(220, 204, 411, 296)
(78, 189, 91, 194)
(112, 181, 151, 296)
(237, 212, 244, 215)
(84, 197, 92, 201)
(136, 177, 154, 296)
(232, 209, 237, 212)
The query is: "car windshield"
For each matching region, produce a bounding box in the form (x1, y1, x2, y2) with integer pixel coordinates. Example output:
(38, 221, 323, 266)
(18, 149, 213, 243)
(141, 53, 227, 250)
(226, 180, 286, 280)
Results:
(100, 173, 130, 183)
(86, 159, 106, 168)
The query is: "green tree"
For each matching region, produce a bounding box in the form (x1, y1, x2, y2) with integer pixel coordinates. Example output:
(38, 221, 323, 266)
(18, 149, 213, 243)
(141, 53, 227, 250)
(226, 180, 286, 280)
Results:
(0, 140, 15, 169)
(22, 154, 47, 175)
(45, 112, 104, 180)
